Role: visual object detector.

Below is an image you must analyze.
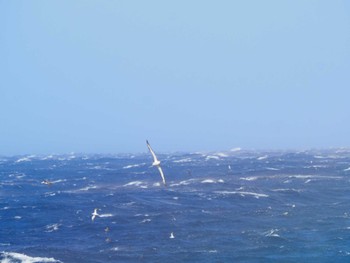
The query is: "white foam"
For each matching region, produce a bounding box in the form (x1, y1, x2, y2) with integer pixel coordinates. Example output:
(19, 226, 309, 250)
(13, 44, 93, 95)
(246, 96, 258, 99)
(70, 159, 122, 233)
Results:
(78, 185, 97, 191)
(264, 229, 280, 237)
(45, 223, 61, 232)
(215, 152, 229, 157)
(205, 155, 220, 161)
(99, 213, 113, 218)
(215, 191, 269, 198)
(257, 155, 268, 160)
(173, 158, 192, 163)
(15, 156, 34, 163)
(230, 147, 241, 152)
(123, 163, 145, 169)
(170, 179, 197, 187)
(123, 181, 148, 188)
(272, 188, 301, 193)
(240, 176, 258, 181)
(123, 181, 143, 187)
(51, 179, 66, 184)
(44, 192, 57, 197)
(0, 252, 62, 263)
(201, 179, 224, 184)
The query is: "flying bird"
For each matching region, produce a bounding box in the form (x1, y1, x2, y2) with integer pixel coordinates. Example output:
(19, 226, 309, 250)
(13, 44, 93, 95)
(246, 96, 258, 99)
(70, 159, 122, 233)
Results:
(41, 179, 53, 186)
(146, 140, 166, 185)
(91, 208, 100, 222)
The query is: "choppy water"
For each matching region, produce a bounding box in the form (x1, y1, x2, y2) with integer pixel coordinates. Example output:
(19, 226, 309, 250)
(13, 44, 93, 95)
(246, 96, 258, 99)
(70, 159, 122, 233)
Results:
(1, 149, 350, 262)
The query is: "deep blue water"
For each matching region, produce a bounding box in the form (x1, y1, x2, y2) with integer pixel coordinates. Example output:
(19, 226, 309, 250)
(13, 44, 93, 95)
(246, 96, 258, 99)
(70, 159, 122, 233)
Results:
(1, 149, 350, 262)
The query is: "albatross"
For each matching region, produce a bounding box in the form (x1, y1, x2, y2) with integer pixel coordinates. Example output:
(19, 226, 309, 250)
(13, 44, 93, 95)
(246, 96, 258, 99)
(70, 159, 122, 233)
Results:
(146, 140, 166, 185)
(91, 208, 100, 222)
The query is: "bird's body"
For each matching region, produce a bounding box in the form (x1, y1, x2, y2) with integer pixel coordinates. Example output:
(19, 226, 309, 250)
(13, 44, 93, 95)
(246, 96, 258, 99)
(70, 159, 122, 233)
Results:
(146, 140, 166, 185)
(91, 208, 100, 222)
(41, 179, 52, 186)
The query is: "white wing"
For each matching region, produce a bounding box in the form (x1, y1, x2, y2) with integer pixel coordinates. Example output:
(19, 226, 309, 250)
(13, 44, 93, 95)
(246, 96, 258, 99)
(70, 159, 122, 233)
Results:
(146, 140, 159, 162)
(157, 165, 166, 185)
(91, 215, 96, 221)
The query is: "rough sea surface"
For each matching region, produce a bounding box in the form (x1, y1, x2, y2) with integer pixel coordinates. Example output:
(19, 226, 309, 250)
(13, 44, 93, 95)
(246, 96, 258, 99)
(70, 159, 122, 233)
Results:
(1, 149, 350, 262)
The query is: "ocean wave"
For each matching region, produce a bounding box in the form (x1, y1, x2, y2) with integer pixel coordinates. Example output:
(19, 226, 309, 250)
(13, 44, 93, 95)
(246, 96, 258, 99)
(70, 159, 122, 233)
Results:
(215, 152, 229, 157)
(15, 156, 35, 163)
(123, 163, 146, 169)
(173, 158, 192, 163)
(214, 191, 269, 198)
(201, 179, 224, 184)
(263, 228, 280, 237)
(78, 185, 98, 191)
(99, 213, 113, 218)
(272, 188, 302, 193)
(266, 167, 279, 171)
(257, 155, 268, 160)
(45, 223, 61, 233)
(0, 252, 62, 263)
(240, 176, 258, 181)
(123, 181, 148, 188)
(205, 155, 220, 161)
(170, 179, 197, 187)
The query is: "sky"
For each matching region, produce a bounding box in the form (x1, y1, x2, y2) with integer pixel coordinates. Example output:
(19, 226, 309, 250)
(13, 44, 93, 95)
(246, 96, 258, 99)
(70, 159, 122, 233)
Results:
(0, 1, 350, 155)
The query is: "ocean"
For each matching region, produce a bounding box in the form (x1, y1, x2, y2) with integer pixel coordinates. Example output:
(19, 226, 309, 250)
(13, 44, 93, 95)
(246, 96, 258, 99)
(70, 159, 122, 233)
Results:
(1, 149, 350, 262)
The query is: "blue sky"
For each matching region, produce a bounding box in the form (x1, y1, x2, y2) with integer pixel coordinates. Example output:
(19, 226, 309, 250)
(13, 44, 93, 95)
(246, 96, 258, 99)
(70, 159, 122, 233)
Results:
(1, 1, 350, 155)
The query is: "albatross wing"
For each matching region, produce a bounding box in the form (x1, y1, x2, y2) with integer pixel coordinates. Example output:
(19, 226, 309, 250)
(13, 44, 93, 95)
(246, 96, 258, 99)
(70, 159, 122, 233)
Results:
(146, 140, 159, 162)
(157, 165, 166, 185)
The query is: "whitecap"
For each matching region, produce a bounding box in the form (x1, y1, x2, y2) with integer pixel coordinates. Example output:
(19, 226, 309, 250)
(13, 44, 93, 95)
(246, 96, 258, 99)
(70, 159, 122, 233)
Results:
(201, 179, 224, 184)
(240, 176, 258, 181)
(44, 192, 57, 197)
(123, 163, 145, 169)
(173, 158, 192, 163)
(153, 182, 161, 187)
(123, 181, 144, 187)
(0, 252, 62, 263)
(123, 181, 148, 188)
(264, 229, 280, 237)
(205, 155, 220, 161)
(257, 155, 268, 160)
(45, 223, 61, 232)
(230, 147, 241, 152)
(272, 188, 301, 193)
(170, 179, 197, 187)
(215, 152, 229, 157)
(78, 185, 97, 191)
(99, 213, 113, 218)
(51, 179, 66, 184)
(201, 179, 215, 184)
(215, 191, 269, 198)
(15, 156, 34, 163)
(266, 167, 279, 171)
